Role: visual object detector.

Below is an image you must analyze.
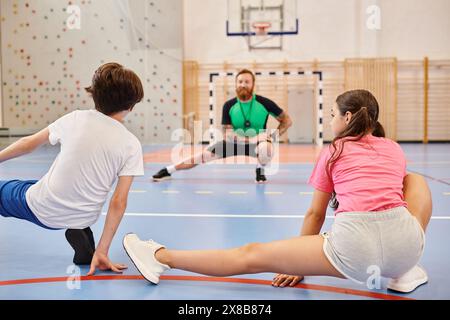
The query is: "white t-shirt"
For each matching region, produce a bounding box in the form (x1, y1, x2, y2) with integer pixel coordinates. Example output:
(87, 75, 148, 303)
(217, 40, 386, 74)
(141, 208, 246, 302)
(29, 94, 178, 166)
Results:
(26, 110, 144, 229)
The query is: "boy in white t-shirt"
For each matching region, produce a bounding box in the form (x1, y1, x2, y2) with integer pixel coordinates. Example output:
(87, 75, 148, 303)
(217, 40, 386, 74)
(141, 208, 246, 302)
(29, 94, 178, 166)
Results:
(0, 62, 145, 276)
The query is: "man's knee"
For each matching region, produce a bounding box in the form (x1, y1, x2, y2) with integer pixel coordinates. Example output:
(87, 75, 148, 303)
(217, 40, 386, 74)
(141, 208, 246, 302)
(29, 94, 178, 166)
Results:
(256, 142, 273, 165)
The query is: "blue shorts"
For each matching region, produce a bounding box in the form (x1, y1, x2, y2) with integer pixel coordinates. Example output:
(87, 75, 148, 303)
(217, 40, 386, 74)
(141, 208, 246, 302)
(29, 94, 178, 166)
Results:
(0, 180, 58, 230)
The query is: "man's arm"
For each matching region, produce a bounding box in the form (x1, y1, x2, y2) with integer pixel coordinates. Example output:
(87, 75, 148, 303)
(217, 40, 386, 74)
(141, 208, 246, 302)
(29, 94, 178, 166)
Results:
(87, 175, 134, 275)
(275, 111, 293, 138)
(0, 128, 50, 163)
(247, 111, 293, 144)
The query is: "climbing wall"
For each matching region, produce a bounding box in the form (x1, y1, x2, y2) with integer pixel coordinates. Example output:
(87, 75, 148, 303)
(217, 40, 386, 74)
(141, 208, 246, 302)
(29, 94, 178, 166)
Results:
(0, 0, 183, 143)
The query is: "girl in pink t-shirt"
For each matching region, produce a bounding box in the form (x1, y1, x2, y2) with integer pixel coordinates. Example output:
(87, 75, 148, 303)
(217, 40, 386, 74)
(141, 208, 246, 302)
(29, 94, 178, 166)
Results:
(122, 90, 432, 293)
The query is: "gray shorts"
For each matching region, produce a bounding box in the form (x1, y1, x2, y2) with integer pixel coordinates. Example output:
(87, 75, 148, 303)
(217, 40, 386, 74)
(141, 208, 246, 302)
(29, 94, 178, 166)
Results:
(322, 206, 425, 283)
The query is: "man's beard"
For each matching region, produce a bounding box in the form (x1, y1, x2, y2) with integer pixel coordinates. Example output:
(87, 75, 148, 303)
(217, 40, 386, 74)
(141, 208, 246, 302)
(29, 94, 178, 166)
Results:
(236, 87, 253, 101)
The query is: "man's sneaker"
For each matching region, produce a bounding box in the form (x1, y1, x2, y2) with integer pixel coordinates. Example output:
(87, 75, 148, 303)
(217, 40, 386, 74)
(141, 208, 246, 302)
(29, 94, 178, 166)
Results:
(256, 168, 267, 183)
(123, 233, 170, 284)
(65, 227, 95, 265)
(387, 265, 428, 293)
(152, 168, 171, 181)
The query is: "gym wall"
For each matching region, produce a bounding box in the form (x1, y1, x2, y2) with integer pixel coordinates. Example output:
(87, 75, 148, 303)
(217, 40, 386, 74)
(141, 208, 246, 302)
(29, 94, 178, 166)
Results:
(182, 0, 450, 142)
(0, 0, 183, 143)
(184, 0, 450, 62)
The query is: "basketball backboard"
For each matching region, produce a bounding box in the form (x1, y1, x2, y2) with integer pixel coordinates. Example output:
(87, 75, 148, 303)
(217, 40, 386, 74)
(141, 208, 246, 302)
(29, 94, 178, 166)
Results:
(226, 0, 299, 39)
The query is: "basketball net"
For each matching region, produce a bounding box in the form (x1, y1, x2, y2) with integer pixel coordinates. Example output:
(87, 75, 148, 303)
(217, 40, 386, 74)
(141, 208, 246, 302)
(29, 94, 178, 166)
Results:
(252, 21, 272, 36)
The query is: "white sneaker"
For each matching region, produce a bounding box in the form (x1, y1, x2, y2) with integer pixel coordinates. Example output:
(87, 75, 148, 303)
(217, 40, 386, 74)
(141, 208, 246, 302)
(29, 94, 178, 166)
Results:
(387, 265, 428, 293)
(123, 233, 170, 284)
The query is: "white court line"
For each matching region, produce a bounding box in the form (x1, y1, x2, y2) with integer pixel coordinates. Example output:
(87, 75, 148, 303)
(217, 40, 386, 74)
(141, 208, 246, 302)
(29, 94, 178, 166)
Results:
(135, 191, 311, 195)
(111, 190, 149, 194)
(109, 212, 311, 218)
(128, 190, 315, 195)
(264, 191, 283, 195)
(102, 212, 450, 220)
(444, 192, 450, 196)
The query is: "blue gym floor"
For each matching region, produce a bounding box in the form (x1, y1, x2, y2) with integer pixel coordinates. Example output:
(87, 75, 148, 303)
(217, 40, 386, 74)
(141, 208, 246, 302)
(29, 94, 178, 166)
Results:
(0, 143, 449, 300)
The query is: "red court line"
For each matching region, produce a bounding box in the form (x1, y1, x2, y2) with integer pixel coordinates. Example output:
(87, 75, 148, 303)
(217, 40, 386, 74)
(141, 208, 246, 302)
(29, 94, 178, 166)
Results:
(0, 275, 413, 300)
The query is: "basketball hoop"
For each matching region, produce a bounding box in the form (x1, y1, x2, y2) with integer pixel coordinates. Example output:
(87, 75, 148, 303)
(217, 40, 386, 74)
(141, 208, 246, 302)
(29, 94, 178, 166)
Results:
(252, 21, 272, 35)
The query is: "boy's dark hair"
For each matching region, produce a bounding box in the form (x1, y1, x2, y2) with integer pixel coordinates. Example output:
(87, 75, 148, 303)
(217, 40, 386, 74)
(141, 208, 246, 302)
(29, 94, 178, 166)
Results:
(85, 63, 144, 115)
(235, 69, 256, 83)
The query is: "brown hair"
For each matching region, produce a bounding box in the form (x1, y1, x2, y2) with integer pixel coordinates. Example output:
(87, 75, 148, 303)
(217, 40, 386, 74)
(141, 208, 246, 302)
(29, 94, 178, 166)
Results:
(327, 89, 386, 210)
(235, 69, 256, 83)
(85, 62, 144, 115)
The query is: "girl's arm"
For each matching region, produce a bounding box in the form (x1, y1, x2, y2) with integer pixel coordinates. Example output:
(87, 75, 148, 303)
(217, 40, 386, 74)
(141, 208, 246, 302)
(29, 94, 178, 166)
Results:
(300, 189, 332, 236)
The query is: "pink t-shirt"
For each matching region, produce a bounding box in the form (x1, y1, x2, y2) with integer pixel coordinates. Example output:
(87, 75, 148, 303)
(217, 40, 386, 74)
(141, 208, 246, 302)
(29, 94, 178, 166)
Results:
(308, 134, 407, 214)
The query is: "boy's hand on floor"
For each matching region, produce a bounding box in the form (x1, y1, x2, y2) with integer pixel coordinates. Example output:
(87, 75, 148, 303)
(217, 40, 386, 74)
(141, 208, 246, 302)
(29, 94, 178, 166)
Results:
(87, 251, 128, 276)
